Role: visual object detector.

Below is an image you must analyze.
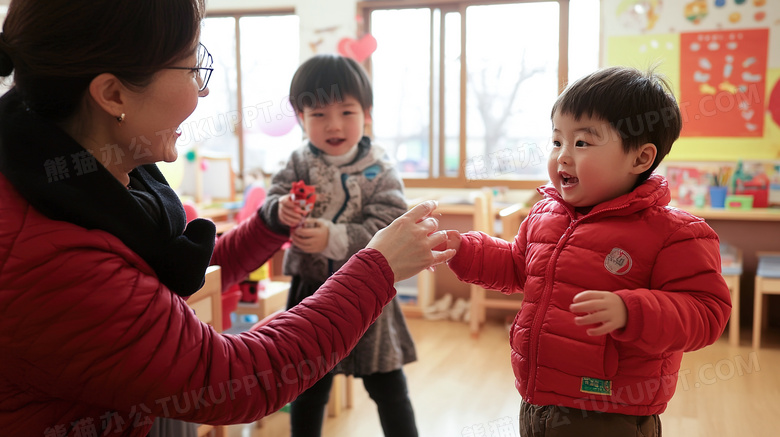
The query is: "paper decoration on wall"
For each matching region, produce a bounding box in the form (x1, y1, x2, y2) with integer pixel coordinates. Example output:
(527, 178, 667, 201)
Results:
(729, 12, 742, 23)
(257, 97, 297, 137)
(715, 0, 726, 7)
(337, 34, 377, 62)
(309, 26, 340, 54)
(309, 38, 324, 54)
(616, 0, 661, 31)
(684, 1, 708, 24)
(769, 77, 780, 128)
(680, 28, 768, 137)
(754, 11, 766, 22)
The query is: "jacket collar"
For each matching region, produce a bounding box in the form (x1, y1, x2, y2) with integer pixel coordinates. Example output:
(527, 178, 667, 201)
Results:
(538, 174, 671, 219)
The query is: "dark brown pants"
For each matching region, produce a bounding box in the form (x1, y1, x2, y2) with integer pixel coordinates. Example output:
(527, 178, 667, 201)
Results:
(519, 401, 661, 437)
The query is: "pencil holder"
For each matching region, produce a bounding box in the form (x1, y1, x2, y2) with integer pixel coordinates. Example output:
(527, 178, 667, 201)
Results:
(709, 186, 728, 208)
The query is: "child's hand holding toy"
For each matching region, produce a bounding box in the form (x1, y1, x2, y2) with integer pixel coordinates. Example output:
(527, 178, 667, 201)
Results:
(278, 180, 317, 228)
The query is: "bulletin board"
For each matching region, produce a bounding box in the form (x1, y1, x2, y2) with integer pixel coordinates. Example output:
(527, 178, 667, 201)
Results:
(679, 28, 768, 138)
(603, 0, 780, 162)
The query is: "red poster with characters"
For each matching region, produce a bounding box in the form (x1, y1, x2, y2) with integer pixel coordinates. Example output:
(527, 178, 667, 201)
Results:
(680, 28, 768, 137)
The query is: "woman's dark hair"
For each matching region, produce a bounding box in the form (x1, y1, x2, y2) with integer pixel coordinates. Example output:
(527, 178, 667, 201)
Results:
(551, 66, 682, 184)
(0, 0, 205, 121)
(289, 54, 373, 114)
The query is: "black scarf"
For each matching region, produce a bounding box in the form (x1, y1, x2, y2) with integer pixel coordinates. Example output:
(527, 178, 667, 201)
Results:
(0, 89, 215, 296)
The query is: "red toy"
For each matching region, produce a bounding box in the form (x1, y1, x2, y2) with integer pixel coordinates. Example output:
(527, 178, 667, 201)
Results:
(291, 180, 317, 226)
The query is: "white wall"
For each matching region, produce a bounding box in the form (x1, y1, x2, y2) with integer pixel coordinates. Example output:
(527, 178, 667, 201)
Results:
(207, 0, 361, 62)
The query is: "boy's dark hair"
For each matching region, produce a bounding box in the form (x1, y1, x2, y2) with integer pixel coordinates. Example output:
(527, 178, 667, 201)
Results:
(289, 54, 373, 114)
(551, 66, 682, 184)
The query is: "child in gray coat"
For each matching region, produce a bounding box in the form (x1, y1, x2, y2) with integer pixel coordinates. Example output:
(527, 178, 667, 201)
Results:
(260, 54, 418, 437)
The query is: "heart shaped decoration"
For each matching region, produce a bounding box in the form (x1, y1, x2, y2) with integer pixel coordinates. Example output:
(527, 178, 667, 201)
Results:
(337, 34, 377, 62)
(769, 77, 780, 127)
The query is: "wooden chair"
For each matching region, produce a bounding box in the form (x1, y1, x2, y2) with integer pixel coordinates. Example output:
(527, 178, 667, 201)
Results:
(752, 252, 780, 349)
(469, 190, 523, 338)
(327, 374, 354, 418)
(187, 266, 226, 437)
(248, 311, 354, 425)
(719, 243, 742, 347)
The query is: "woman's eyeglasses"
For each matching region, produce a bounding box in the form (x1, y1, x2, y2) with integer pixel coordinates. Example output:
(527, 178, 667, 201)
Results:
(165, 43, 214, 92)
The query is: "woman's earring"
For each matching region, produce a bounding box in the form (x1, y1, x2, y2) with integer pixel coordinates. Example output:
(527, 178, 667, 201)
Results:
(116, 113, 126, 123)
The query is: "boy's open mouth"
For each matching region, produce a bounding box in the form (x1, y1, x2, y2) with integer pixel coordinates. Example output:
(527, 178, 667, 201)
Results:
(560, 171, 579, 186)
(326, 138, 345, 146)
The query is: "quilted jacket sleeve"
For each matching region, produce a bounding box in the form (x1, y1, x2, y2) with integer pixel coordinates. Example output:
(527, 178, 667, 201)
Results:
(611, 221, 731, 354)
(447, 216, 529, 294)
(210, 211, 289, 290)
(7, 232, 395, 426)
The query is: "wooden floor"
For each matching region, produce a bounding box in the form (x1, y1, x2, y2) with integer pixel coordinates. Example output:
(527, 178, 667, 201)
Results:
(227, 318, 780, 437)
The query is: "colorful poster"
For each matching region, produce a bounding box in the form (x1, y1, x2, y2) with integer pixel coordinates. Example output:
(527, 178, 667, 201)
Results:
(680, 28, 768, 137)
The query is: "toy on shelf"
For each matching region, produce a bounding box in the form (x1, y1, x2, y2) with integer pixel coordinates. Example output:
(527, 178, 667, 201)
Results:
(732, 161, 770, 208)
(767, 164, 780, 207)
(290, 180, 317, 228)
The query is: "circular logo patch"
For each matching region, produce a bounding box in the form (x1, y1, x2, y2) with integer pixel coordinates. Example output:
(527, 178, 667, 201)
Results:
(604, 247, 632, 275)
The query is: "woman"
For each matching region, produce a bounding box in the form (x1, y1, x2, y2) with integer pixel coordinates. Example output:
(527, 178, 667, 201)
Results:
(0, 1, 454, 436)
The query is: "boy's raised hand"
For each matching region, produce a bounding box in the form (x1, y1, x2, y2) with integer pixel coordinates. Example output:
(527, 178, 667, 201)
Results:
(291, 218, 329, 253)
(434, 230, 462, 253)
(278, 194, 305, 228)
(570, 291, 628, 336)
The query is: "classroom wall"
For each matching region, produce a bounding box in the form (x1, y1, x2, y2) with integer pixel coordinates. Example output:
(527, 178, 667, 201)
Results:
(602, 0, 780, 162)
(604, 0, 780, 331)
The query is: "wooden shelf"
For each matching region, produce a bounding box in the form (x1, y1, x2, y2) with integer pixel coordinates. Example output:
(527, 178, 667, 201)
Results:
(234, 281, 290, 320)
(676, 206, 780, 221)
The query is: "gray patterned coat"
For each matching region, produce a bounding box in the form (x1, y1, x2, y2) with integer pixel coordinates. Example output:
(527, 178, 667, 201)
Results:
(260, 136, 417, 375)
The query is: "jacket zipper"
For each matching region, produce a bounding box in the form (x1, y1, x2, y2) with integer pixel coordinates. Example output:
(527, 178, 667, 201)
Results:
(526, 222, 575, 400)
(525, 202, 632, 401)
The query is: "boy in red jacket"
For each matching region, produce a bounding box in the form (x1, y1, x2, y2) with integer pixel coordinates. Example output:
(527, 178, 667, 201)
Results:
(443, 66, 731, 436)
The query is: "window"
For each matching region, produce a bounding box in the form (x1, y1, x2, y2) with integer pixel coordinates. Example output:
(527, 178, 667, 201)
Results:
(180, 12, 301, 183)
(362, 0, 600, 188)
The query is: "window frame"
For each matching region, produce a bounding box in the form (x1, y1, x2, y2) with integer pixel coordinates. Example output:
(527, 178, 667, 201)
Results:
(359, 0, 573, 189)
(203, 7, 297, 182)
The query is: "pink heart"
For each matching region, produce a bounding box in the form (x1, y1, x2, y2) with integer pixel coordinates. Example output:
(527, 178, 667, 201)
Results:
(337, 34, 377, 62)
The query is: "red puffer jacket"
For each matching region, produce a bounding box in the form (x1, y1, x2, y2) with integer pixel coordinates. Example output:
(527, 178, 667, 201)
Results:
(449, 175, 731, 416)
(0, 173, 396, 436)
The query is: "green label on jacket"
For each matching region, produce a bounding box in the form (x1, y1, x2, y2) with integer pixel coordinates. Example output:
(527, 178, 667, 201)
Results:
(581, 377, 612, 395)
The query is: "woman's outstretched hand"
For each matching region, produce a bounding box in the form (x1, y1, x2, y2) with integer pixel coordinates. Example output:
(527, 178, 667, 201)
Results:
(367, 201, 455, 282)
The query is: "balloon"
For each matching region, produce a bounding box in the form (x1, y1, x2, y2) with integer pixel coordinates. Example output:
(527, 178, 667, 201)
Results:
(257, 97, 298, 137)
(337, 34, 377, 63)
